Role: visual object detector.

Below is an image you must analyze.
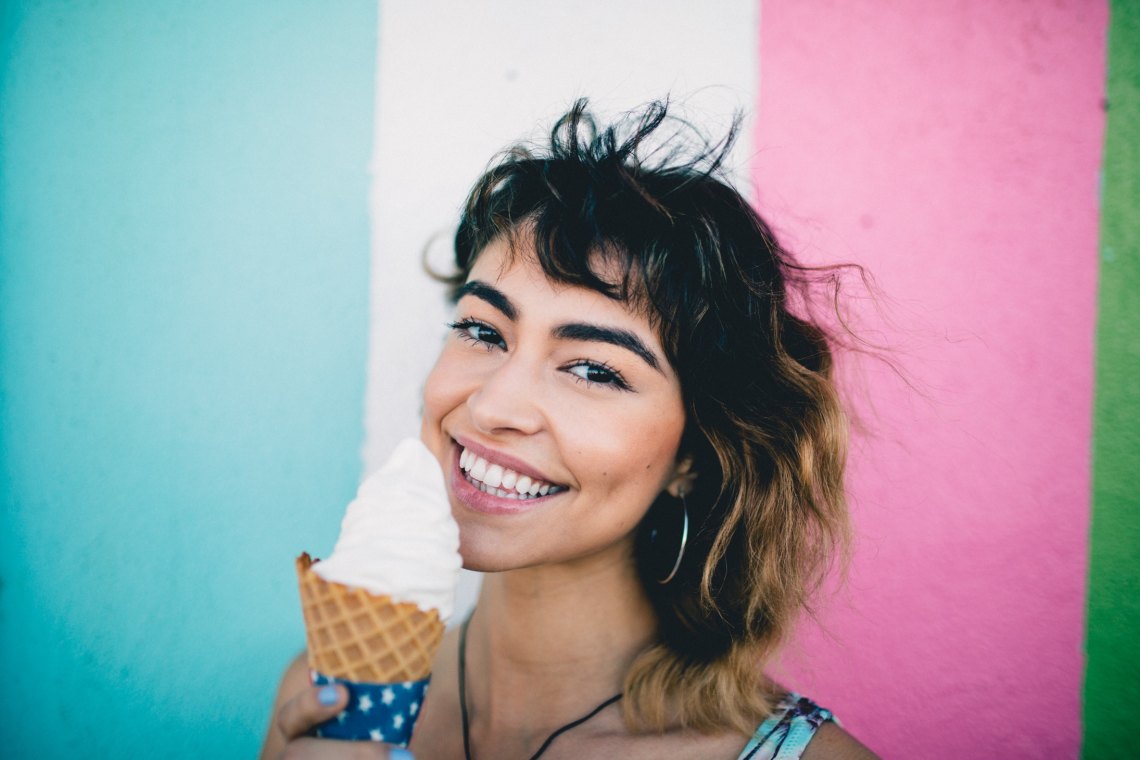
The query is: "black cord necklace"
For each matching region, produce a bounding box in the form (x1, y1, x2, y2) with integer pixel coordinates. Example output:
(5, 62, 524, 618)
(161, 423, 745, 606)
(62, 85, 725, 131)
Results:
(459, 614, 623, 760)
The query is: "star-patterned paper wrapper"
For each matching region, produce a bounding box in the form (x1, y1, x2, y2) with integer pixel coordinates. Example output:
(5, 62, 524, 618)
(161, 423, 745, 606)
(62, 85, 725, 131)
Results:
(311, 671, 428, 745)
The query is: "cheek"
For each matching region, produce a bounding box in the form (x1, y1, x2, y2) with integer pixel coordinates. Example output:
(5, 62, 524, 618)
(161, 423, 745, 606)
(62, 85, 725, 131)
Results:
(421, 363, 446, 424)
(566, 402, 686, 502)
(420, 349, 465, 447)
(422, 347, 466, 418)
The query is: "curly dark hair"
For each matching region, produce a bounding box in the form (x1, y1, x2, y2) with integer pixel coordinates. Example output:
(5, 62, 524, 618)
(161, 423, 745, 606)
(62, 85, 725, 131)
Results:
(443, 99, 849, 735)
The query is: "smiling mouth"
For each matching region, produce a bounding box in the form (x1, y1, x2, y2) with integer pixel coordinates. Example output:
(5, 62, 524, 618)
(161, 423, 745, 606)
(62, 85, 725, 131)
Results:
(458, 445, 568, 500)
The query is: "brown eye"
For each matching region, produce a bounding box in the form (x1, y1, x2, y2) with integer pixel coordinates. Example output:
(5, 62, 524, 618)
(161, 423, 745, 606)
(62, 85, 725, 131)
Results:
(565, 360, 630, 390)
(449, 319, 506, 350)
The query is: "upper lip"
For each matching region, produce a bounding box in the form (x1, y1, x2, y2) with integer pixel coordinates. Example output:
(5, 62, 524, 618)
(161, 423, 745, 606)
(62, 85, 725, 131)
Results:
(452, 435, 565, 486)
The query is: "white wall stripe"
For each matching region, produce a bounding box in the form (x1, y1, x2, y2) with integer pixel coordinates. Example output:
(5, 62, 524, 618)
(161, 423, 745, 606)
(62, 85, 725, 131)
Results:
(364, 0, 758, 617)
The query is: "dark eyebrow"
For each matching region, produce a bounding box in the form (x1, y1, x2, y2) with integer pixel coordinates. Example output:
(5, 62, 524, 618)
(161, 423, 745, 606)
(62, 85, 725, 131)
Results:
(456, 280, 662, 373)
(553, 323, 662, 373)
(455, 280, 517, 320)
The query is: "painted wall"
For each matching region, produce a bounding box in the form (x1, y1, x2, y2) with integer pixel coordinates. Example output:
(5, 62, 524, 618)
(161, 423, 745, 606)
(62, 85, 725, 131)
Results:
(753, 1, 1107, 756)
(2, 0, 1133, 757)
(364, 0, 760, 625)
(0, 1, 375, 755)
(1085, 2, 1140, 757)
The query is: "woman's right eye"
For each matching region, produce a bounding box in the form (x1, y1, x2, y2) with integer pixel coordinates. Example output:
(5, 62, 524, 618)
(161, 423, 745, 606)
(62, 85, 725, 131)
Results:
(448, 319, 507, 350)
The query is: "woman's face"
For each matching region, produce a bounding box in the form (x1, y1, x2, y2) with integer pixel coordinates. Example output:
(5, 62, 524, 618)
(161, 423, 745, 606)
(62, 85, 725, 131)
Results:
(421, 237, 688, 572)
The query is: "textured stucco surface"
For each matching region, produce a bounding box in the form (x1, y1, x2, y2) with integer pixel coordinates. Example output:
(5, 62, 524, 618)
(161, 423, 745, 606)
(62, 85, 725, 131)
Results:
(753, 1, 1106, 756)
(1085, 2, 1140, 757)
(0, 0, 1126, 755)
(364, 0, 760, 621)
(0, 2, 375, 755)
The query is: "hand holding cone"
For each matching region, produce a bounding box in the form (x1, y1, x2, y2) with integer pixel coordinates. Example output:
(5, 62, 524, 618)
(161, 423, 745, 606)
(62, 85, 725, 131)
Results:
(292, 439, 460, 744)
(296, 553, 446, 743)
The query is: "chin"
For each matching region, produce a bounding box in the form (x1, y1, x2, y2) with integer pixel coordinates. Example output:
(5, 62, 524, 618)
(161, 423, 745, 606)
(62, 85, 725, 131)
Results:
(456, 533, 548, 574)
(456, 530, 498, 572)
(459, 551, 512, 574)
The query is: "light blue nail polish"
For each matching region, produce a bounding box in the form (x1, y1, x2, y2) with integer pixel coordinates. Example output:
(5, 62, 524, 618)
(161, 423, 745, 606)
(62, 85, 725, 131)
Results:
(388, 749, 415, 760)
(317, 684, 339, 706)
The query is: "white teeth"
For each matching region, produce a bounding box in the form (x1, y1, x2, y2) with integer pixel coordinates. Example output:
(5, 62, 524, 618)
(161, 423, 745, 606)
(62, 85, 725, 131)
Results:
(459, 446, 560, 498)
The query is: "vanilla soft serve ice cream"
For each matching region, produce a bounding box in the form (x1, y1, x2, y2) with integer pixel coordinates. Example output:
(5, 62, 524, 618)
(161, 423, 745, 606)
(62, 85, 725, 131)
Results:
(311, 437, 461, 620)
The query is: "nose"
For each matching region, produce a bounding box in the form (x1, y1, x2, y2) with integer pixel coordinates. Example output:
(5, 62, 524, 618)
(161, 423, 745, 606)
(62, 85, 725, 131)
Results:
(466, 355, 545, 436)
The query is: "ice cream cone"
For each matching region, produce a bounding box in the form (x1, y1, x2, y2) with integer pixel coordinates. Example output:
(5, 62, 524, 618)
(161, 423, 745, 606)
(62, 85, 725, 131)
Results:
(296, 553, 445, 683)
(291, 439, 460, 743)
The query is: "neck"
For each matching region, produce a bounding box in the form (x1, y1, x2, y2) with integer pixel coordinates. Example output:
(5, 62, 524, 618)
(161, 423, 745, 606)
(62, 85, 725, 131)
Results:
(464, 543, 656, 738)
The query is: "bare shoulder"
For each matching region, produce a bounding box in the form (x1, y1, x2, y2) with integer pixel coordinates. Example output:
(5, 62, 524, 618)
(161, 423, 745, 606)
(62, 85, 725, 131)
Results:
(801, 721, 879, 760)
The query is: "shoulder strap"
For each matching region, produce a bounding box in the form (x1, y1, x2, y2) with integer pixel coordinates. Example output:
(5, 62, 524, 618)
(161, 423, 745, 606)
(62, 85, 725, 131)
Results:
(737, 693, 836, 760)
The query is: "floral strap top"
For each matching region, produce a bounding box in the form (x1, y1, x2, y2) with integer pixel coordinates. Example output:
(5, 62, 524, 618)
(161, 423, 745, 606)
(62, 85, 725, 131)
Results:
(735, 693, 835, 760)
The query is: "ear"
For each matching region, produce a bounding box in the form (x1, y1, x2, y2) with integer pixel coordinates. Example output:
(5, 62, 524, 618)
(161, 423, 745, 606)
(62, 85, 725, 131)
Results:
(666, 455, 697, 498)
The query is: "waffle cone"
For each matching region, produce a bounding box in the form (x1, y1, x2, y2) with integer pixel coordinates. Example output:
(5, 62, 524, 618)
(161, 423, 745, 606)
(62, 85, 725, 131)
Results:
(296, 553, 445, 682)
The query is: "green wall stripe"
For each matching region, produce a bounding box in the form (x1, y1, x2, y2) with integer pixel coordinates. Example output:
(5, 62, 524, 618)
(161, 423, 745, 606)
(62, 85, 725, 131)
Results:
(1084, 2, 1140, 758)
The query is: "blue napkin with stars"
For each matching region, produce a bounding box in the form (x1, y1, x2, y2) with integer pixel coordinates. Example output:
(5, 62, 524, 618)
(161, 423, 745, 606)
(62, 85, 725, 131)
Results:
(312, 671, 429, 745)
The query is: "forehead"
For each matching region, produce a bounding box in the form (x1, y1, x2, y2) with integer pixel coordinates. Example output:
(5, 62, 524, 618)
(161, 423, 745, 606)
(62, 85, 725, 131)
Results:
(467, 235, 652, 307)
(466, 238, 645, 322)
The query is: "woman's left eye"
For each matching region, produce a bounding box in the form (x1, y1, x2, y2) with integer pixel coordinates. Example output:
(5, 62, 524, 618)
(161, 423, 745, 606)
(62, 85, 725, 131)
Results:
(565, 360, 631, 391)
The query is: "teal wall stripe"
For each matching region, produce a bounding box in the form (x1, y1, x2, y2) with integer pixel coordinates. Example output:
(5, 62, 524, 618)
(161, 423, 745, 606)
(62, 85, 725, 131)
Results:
(0, 2, 376, 755)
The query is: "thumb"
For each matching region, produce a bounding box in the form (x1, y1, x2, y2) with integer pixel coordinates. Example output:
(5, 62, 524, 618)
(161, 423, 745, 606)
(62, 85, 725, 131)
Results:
(276, 683, 349, 740)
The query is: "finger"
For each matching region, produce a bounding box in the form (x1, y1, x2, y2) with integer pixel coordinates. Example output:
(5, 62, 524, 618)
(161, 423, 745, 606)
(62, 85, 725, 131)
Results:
(276, 683, 349, 740)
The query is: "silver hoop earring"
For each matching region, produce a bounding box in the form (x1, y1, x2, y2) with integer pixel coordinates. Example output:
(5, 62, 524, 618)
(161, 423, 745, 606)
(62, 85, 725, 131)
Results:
(658, 494, 689, 585)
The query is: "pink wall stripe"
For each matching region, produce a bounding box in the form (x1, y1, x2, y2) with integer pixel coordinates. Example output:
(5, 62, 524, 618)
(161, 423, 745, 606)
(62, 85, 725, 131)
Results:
(754, 1, 1106, 755)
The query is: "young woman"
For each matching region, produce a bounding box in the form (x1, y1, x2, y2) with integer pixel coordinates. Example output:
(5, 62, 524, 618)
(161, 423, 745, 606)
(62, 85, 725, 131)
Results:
(262, 101, 877, 759)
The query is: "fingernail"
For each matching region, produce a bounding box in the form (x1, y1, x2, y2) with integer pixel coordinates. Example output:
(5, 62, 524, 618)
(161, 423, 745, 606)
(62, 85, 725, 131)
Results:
(389, 749, 415, 760)
(317, 684, 339, 706)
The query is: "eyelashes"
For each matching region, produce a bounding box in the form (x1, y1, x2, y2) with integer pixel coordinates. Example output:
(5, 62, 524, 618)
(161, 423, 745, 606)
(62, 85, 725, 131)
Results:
(563, 358, 630, 391)
(446, 318, 632, 391)
(448, 318, 505, 351)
